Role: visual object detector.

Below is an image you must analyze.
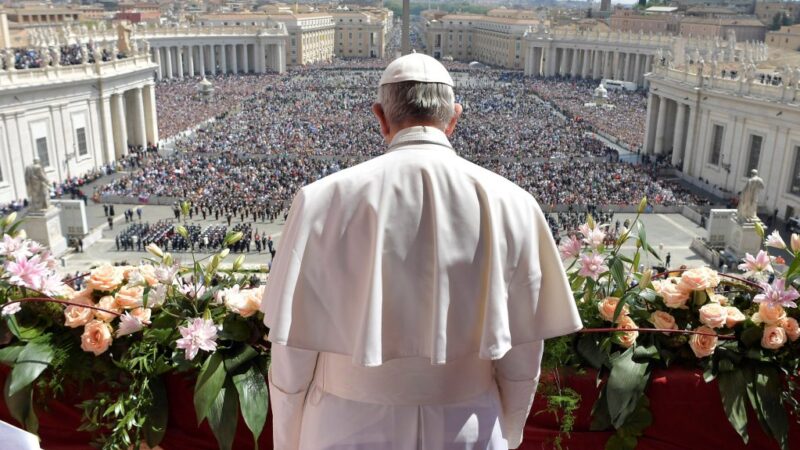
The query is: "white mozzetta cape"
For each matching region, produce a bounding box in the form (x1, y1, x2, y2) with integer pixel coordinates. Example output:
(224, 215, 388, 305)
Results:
(262, 126, 581, 367)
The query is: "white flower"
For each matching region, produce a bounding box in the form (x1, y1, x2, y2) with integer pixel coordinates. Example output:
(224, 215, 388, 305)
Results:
(117, 312, 145, 337)
(147, 284, 167, 309)
(1, 303, 21, 316)
(765, 230, 787, 250)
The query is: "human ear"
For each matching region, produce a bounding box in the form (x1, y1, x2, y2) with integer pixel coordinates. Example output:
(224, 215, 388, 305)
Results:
(372, 103, 391, 139)
(445, 103, 463, 137)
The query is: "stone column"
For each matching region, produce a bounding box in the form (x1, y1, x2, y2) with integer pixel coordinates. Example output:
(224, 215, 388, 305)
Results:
(220, 43, 227, 75)
(164, 47, 173, 79)
(623, 52, 631, 81)
(154, 47, 162, 81)
(210, 44, 217, 75)
(654, 96, 668, 154)
(570, 49, 580, 78)
(199, 44, 206, 76)
(132, 87, 147, 149)
(683, 105, 698, 175)
(99, 96, 116, 164)
(277, 42, 286, 73)
(187, 45, 195, 77)
(233, 44, 240, 74)
(671, 103, 687, 167)
(176, 46, 184, 79)
(242, 43, 249, 74)
(111, 93, 128, 158)
(143, 83, 158, 145)
(634, 53, 642, 86)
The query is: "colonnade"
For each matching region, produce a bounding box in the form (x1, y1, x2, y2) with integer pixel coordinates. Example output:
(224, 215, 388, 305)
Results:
(151, 41, 285, 80)
(107, 83, 159, 158)
(525, 45, 655, 87)
(643, 92, 695, 171)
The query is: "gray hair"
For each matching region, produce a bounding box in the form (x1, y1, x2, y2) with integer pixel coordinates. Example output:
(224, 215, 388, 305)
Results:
(377, 81, 455, 126)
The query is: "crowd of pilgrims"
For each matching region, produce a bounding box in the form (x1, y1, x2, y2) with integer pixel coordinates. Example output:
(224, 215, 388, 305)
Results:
(96, 67, 711, 246)
(4, 43, 123, 70)
(528, 78, 648, 153)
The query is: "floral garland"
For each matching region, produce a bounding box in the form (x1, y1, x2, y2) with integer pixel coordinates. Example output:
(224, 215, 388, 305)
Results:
(0, 212, 271, 450)
(540, 200, 800, 450)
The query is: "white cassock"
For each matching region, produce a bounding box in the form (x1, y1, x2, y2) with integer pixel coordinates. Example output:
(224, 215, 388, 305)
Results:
(261, 126, 582, 450)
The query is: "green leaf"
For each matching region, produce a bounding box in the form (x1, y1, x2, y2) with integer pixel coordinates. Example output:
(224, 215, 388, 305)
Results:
(221, 316, 253, 343)
(0, 344, 24, 365)
(590, 388, 612, 431)
(605, 433, 638, 450)
(224, 345, 259, 374)
(194, 352, 227, 424)
(610, 258, 627, 296)
(632, 345, 658, 361)
(577, 334, 606, 369)
(9, 340, 54, 396)
(606, 349, 650, 429)
(207, 378, 239, 450)
(233, 365, 268, 446)
(718, 369, 750, 444)
(144, 377, 169, 447)
(3, 373, 38, 434)
(5, 316, 43, 340)
(754, 366, 789, 450)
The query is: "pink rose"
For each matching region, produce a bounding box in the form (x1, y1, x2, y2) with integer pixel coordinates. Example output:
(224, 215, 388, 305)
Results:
(677, 267, 720, 293)
(652, 279, 690, 309)
(699, 302, 728, 329)
(64, 296, 94, 328)
(598, 297, 628, 323)
(689, 326, 718, 358)
(115, 286, 144, 310)
(615, 316, 639, 348)
(780, 317, 800, 342)
(724, 306, 746, 328)
(81, 320, 113, 355)
(137, 265, 159, 287)
(754, 303, 786, 325)
(87, 264, 123, 292)
(710, 294, 729, 306)
(761, 325, 787, 350)
(95, 295, 121, 322)
(648, 311, 678, 333)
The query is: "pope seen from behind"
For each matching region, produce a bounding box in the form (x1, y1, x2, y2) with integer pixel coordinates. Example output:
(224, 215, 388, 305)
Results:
(260, 53, 583, 450)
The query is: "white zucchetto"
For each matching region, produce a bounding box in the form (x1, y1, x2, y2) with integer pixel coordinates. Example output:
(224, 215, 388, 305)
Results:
(379, 52, 454, 87)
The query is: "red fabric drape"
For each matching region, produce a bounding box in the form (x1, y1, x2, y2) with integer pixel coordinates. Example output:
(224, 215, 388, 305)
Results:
(1, 366, 799, 449)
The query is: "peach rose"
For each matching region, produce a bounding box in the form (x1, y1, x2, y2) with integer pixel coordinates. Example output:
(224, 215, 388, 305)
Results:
(761, 325, 788, 350)
(597, 297, 628, 323)
(615, 316, 639, 348)
(64, 296, 94, 328)
(652, 279, 690, 309)
(137, 265, 159, 287)
(80, 320, 113, 356)
(689, 326, 718, 358)
(754, 303, 786, 325)
(780, 317, 800, 342)
(115, 286, 144, 310)
(95, 295, 121, 322)
(710, 294, 729, 306)
(677, 267, 720, 293)
(226, 286, 264, 318)
(87, 264, 123, 292)
(648, 311, 678, 333)
(130, 307, 152, 325)
(725, 306, 747, 328)
(699, 302, 728, 329)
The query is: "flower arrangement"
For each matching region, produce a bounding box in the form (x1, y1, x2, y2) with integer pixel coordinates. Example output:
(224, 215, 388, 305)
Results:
(542, 199, 800, 450)
(0, 212, 270, 450)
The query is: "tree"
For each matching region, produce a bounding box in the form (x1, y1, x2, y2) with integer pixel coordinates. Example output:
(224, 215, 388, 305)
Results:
(771, 12, 784, 31)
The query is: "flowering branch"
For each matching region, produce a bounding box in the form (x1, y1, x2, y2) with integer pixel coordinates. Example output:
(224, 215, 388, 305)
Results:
(580, 327, 735, 339)
(5, 297, 123, 317)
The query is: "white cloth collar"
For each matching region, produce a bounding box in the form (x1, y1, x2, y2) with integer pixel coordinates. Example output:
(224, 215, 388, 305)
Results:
(387, 126, 453, 153)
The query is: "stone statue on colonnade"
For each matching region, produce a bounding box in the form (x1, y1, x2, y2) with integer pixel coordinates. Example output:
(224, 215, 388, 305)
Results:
(737, 170, 764, 222)
(24, 159, 51, 212)
(117, 23, 133, 55)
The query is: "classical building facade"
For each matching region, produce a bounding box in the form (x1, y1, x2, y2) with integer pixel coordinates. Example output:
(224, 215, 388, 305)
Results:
(330, 11, 387, 59)
(644, 64, 800, 219)
(767, 24, 800, 51)
(0, 52, 158, 205)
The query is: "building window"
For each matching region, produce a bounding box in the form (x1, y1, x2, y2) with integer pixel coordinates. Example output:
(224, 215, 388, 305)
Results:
(790, 146, 800, 195)
(745, 135, 762, 176)
(709, 124, 724, 166)
(76, 127, 88, 156)
(36, 137, 50, 167)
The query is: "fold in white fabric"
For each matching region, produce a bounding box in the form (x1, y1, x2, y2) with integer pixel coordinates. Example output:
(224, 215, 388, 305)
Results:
(262, 126, 582, 367)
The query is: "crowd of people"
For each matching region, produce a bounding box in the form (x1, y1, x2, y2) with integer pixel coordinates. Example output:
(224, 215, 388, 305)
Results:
(5, 43, 122, 71)
(528, 78, 647, 152)
(96, 66, 711, 249)
(156, 74, 283, 140)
